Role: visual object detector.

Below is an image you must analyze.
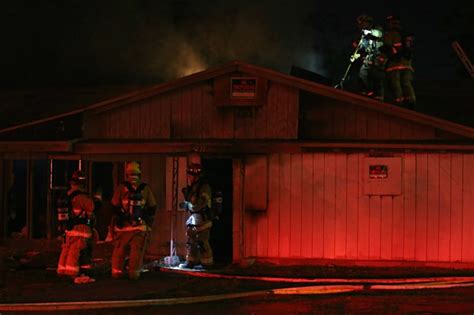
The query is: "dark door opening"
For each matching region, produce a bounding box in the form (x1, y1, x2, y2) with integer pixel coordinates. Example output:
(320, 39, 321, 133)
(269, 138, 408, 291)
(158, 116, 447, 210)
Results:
(91, 162, 114, 240)
(202, 158, 233, 264)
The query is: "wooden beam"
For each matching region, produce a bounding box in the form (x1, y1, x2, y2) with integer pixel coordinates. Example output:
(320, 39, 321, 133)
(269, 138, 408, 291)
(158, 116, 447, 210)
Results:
(0, 141, 71, 153)
(73, 140, 474, 155)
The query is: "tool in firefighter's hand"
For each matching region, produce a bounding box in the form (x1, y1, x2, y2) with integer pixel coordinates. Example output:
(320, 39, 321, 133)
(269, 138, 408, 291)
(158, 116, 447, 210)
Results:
(179, 201, 194, 211)
(334, 36, 364, 90)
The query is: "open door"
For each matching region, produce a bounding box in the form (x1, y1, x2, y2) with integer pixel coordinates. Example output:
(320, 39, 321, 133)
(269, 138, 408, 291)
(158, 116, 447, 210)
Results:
(202, 158, 233, 263)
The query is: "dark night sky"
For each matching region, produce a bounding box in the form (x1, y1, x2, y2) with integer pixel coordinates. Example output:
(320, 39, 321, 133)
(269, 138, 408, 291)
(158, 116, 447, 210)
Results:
(1, 1, 473, 88)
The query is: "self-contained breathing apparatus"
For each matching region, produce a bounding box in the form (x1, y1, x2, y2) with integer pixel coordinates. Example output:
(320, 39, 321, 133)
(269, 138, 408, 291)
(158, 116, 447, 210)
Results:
(56, 190, 93, 233)
(335, 27, 384, 89)
(180, 185, 222, 223)
(117, 182, 147, 227)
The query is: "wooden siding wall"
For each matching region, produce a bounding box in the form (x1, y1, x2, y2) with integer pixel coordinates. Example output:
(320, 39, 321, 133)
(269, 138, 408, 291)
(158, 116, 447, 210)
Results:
(301, 97, 453, 140)
(148, 156, 189, 256)
(243, 153, 474, 263)
(83, 80, 299, 140)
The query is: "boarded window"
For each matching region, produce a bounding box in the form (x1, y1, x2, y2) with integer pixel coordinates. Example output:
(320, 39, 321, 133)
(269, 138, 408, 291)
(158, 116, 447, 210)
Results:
(244, 156, 268, 211)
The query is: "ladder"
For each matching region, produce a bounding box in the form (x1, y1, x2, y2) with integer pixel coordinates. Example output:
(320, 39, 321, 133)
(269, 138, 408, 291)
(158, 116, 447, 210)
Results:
(452, 41, 474, 78)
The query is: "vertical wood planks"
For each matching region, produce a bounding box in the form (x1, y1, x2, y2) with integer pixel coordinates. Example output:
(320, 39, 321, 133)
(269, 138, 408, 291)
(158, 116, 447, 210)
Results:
(403, 154, 416, 260)
(462, 154, 474, 261)
(301, 154, 314, 258)
(415, 153, 428, 261)
(358, 153, 370, 259)
(279, 154, 291, 257)
(392, 192, 404, 259)
(438, 154, 451, 261)
(450, 154, 463, 261)
(346, 154, 359, 259)
(290, 154, 303, 257)
(427, 154, 440, 261)
(312, 153, 325, 258)
(267, 154, 280, 257)
(286, 87, 299, 139)
(380, 196, 393, 260)
(230, 152, 473, 263)
(323, 153, 336, 259)
(369, 196, 381, 259)
(334, 154, 347, 258)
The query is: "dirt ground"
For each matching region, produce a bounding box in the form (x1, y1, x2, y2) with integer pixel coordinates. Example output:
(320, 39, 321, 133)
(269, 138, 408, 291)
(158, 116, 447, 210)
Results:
(2, 242, 474, 304)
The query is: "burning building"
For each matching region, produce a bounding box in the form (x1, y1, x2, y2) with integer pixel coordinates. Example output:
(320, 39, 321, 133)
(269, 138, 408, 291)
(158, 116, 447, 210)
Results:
(0, 61, 473, 267)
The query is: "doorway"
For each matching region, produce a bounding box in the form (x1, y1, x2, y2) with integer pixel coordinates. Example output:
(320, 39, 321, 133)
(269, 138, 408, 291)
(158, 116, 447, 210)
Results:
(202, 158, 233, 264)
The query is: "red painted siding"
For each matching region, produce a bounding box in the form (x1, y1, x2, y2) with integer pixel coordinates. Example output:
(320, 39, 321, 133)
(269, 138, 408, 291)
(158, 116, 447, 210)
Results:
(242, 153, 474, 263)
(84, 81, 298, 140)
(300, 100, 452, 140)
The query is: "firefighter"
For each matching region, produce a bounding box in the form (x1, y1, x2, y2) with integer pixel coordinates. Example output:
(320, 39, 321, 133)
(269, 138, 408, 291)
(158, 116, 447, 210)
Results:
(110, 161, 157, 280)
(383, 15, 416, 109)
(352, 14, 386, 100)
(56, 170, 95, 278)
(179, 154, 214, 269)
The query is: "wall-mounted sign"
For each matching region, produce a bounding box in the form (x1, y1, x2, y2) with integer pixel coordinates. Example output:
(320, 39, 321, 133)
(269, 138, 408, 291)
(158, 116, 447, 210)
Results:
(230, 77, 257, 98)
(369, 164, 388, 179)
(364, 157, 402, 196)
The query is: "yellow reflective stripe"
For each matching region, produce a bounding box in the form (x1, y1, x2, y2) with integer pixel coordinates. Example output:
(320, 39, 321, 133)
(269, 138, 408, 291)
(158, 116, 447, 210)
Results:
(114, 225, 147, 232)
(65, 230, 92, 238)
(386, 65, 414, 72)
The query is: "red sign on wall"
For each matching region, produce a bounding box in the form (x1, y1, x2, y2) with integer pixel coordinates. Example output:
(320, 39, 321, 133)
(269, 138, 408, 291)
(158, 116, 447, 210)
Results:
(231, 77, 257, 98)
(369, 164, 388, 179)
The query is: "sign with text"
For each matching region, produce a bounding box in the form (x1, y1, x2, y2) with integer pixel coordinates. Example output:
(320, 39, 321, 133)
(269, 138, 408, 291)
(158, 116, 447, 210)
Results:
(364, 157, 402, 195)
(369, 164, 388, 179)
(230, 77, 257, 98)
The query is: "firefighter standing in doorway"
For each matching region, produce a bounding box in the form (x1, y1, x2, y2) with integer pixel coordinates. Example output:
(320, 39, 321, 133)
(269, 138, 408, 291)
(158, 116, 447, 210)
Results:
(110, 161, 157, 280)
(179, 155, 214, 269)
(384, 15, 416, 109)
(56, 170, 95, 279)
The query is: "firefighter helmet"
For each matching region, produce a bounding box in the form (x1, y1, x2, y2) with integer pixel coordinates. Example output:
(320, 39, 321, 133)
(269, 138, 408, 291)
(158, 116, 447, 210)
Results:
(187, 152, 201, 175)
(187, 163, 202, 175)
(125, 161, 141, 175)
(356, 14, 373, 27)
(70, 170, 86, 184)
(386, 15, 401, 29)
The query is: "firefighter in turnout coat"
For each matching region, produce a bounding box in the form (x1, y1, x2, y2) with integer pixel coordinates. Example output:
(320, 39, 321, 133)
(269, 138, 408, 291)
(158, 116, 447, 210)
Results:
(384, 15, 416, 109)
(57, 170, 95, 277)
(110, 161, 157, 280)
(179, 157, 214, 269)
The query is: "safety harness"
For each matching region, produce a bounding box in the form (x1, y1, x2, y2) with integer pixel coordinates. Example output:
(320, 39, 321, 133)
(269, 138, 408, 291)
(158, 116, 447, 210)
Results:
(120, 182, 147, 226)
(57, 190, 92, 231)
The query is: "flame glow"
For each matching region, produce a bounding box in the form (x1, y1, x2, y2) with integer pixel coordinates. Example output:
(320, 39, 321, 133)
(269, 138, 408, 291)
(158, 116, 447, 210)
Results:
(174, 42, 207, 78)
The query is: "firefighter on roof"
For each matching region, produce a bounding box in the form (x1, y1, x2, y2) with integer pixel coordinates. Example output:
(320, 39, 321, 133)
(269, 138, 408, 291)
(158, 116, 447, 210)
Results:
(179, 154, 214, 270)
(352, 14, 386, 100)
(383, 15, 416, 109)
(110, 161, 157, 280)
(56, 170, 95, 278)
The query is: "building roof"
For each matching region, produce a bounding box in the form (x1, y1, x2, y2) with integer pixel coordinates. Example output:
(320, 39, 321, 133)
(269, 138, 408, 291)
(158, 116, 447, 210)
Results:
(0, 61, 473, 140)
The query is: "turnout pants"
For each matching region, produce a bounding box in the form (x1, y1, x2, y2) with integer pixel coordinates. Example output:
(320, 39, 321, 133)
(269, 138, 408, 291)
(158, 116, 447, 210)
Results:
(386, 69, 416, 108)
(57, 225, 92, 277)
(111, 229, 148, 279)
(185, 222, 213, 266)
